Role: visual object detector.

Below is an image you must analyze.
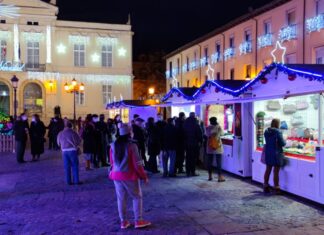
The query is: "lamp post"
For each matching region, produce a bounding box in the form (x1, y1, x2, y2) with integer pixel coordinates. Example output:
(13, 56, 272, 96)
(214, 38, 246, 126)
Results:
(148, 87, 155, 99)
(11, 75, 19, 120)
(64, 78, 84, 128)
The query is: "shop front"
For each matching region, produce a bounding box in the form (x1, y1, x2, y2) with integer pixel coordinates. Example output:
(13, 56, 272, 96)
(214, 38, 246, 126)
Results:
(241, 63, 324, 204)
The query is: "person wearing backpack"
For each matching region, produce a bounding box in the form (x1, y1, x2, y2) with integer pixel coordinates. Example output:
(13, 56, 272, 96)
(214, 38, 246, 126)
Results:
(206, 117, 225, 182)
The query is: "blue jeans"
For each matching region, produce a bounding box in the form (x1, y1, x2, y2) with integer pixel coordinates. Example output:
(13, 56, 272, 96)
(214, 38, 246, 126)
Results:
(62, 150, 79, 184)
(162, 150, 176, 176)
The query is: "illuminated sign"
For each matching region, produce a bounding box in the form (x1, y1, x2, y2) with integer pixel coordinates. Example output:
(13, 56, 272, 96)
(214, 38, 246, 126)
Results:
(0, 61, 25, 71)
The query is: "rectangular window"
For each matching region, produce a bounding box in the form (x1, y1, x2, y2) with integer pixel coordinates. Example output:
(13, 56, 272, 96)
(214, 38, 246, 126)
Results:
(0, 20, 6, 24)
(102, 45, 113, 67)
(187, 80, 190, 87)
(169, 61, 173, 77)
(246, 65, 252, 78)
(287, 10, 296, 25)
(230, 68, 235, 80)
(102, 84, 112, 104)
(1, 40, 7, 61)
(204, 47, 209, 65)
(26, 41, 39, 68)
(194, 51, 197, 69)
(230, 36, 235, 48)
(216, 43, 221, 62)
(316, 47, 324, 64)
(245, 30, 251, 41)
(216, 72, 221, 80)
(177, 58, 180, 75)
(75, 92, 85, 106)
(264, 20, 271, 34)
(286, 53, 297, 64)
(316, 0, 324, 14)
(74, 44, 85, 67)
(186, 56, 189, 72)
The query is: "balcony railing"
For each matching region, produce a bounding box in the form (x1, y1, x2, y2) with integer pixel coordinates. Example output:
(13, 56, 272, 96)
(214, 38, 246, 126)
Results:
(24, 63, 46, 72)
(239, 41, 252, 55)
(306, 13, 324, 33)
(278, 24, 297, 42)
(211, 52, 221, 64)
(224, 47, 235, 61)
(258, 33, 273, 48)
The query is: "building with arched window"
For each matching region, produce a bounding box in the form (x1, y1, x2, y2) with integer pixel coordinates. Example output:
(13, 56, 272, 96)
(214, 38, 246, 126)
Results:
(0, 0, 133, 121)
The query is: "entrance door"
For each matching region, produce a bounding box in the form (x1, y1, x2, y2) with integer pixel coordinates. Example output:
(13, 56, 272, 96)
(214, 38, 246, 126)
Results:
(23, 83, 43, 116)
(0, 82, 10, 115)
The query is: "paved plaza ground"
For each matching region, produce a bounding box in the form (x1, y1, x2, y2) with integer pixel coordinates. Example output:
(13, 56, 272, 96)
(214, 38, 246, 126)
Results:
(1, 150, 324, 235)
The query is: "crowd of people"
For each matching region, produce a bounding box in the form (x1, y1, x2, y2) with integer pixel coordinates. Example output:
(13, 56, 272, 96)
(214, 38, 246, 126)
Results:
(11, 111, 288, 229)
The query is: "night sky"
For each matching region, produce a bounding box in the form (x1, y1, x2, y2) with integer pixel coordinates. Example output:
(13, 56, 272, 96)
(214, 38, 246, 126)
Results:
(52, 0, 275, 58)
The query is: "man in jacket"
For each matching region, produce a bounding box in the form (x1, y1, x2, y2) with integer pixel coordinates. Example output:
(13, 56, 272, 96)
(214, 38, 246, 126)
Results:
(183, 112, 203, 176)
(132, 117, 147, 168)
(175, 112, 186, 174)
(162, 118, 178, 177)
(14, 113, 29, 163)
(57, 121, 82, 185)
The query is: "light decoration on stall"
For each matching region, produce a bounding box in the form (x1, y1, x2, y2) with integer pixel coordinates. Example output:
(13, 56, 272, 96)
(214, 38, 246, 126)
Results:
(96, 37, 118, 46)
(257, 34, 272, 48)
(224, 48, 235, 61)
(162, 87, 196, 102)
(278, 25, 297, 42)
(69, 35, 90, 45)
(118, 47, 127, 57)
(46, 26, 52, 64)
(91, 53, 100, 63)
(271, 41, 287, 64)
(0, 31, 11, 40)
(56, 43, 66, 54)
(306, 14, 324, 33)
(22, 32, 44, 42)
(13, 24, 19, 62)
(192, 63, 324, 98)
(206, 64, 215, 80)
(239, 41, 252, 55)
(0, 4, 19, 18)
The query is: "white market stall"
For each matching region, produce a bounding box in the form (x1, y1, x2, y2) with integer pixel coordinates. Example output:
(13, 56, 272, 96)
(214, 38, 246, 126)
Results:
(106, 100, 160, 123)
(193, 80, 253, 177)
(239, 63, 324, 204)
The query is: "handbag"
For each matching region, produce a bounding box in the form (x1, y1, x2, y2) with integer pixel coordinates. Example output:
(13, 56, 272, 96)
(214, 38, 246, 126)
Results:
(266, 101, 281, 110)
(283, 104, 297, 114)
(261, 144, 266, 164)
(208, 135, 221, 150)
(295, 100, 309, 110)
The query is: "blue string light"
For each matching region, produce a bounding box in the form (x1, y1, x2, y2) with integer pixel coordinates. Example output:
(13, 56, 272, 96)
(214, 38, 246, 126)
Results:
(162, 87, 196, 102)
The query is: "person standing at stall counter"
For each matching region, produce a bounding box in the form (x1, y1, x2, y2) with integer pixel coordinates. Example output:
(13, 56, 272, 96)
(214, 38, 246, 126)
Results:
(109, 124, 151, 229)
(206, 117, 225, 182)
(263, 118, 286, 195)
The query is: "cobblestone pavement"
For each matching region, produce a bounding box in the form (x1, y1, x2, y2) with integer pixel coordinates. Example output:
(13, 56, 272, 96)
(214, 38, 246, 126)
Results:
(1, 150, 324, 235)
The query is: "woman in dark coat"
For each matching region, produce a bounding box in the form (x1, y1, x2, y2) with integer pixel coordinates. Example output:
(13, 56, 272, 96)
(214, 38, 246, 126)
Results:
(29, 114, 46, 161)
(146, 117, 160, 173)
(263, 118, 286, 194)
(82, 117, 96, 170)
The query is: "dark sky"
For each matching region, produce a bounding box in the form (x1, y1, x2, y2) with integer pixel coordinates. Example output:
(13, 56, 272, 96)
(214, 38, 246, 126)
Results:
(52, 0, 275, 58)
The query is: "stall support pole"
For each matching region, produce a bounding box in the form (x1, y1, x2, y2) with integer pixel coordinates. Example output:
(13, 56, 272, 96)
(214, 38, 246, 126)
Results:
(318, 93, 323, 147)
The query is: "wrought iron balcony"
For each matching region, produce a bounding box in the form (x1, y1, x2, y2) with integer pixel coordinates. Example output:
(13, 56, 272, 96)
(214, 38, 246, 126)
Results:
(258, 33, 273, 48)
(278, 24, 297, 42)
(239, 41, 252, 55)
(306, 13, 324, 33)
(224, 47, 235, 61)
(24, 63, 46, 72)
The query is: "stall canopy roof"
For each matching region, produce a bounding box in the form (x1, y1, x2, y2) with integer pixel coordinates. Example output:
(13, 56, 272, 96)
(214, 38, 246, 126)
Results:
(162, 87, 199, 102)
(106, 99, 160, 109)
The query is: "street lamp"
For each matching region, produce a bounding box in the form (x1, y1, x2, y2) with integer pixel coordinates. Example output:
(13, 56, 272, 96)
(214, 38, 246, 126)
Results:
(10, 75, 19, 120)
(148, 87, 155, 99)
(64, 78, 85, 128)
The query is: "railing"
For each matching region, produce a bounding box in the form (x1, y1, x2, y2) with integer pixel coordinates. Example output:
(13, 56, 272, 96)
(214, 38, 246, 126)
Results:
(0, 134, 15, 153)
(224, 47, 235, 61)
(306, 13, 324, 33)
(24, 63, 46, 72)
(278, 24, 297, 42)
(258, 33, 273, 48)
(239, 40, 252, 55)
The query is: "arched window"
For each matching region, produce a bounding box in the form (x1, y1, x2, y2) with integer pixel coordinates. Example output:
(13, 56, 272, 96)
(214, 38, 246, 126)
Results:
(23, 83, 42, 116)
(0, 81, 9, 114)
